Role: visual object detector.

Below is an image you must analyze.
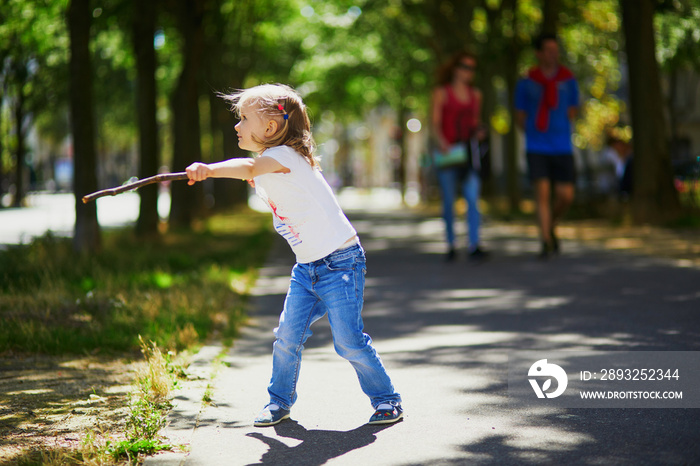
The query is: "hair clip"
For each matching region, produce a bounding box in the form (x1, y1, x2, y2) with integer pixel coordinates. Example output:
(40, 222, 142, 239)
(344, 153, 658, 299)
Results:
(278, 104, 289, 120)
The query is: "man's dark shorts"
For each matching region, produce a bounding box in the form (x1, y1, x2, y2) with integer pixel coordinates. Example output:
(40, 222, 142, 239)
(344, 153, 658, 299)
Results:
(526, 153, 576, 183)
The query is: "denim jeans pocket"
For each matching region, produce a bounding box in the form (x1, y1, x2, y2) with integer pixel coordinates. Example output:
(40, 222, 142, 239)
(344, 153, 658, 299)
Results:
(324, 255, 355, 271)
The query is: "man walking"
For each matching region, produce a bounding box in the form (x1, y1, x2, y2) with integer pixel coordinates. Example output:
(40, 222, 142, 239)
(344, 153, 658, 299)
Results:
(515, 33, 579, 259)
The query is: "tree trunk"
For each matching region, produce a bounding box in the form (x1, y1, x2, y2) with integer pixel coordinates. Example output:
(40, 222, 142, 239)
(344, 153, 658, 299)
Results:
(68, 0, 101, 253)
(478, 0, 508, 198)
(396, 104, 408, 203)
(133, 0, 160, 236)
(222, 103, 249, 207)
(620, 0, 681, 223)
(0, 80, 4, 208)
(503, 0, 521, 214)
(0, 90, 4, 208)
(667, 67, 681, 160)
(209, 91, 248, 210)
(12, 87, 26, 207)
(201, 0, 252, 210)
(540, 0, 560, 36)
(169, 0, 205, 229)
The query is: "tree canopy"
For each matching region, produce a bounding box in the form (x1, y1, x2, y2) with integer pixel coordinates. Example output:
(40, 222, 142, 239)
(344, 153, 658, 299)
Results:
(1, 0, 698, 233)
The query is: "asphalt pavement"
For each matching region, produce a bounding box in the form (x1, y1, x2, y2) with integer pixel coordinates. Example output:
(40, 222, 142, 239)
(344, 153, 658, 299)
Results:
(145, 208, 700, 466)
(0, 192, 170, 246)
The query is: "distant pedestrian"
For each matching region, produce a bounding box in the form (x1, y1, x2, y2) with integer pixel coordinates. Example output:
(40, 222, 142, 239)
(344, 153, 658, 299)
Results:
(185, 84, 403, 427)
(515, 34, 580, 259)
(605, 131, 634, 198)
(431, 50, 490, 262)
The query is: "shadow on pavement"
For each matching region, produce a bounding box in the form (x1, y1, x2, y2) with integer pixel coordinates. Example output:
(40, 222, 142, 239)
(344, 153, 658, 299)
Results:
(238, 210, 700, 464)
(245, 420, 396, 466)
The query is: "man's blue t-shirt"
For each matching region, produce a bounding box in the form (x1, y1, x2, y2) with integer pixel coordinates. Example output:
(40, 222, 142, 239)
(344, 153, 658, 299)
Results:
(515, 72, 579, 155)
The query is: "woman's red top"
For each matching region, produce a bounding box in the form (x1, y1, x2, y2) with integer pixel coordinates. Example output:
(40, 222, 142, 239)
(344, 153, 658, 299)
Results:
(439, 85, 479, 145)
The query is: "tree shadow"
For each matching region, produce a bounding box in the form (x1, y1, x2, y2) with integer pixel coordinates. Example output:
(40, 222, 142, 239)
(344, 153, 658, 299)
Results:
(239, 211, 700, 464)
(245, 420, 397, 466)
(0, 354, 135, 461)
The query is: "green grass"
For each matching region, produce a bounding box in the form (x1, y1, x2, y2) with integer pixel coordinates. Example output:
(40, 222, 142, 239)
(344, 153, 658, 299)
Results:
(0, 208, 274, 355)
(103, 338, 176, 464)
(106, 438, 172, 462)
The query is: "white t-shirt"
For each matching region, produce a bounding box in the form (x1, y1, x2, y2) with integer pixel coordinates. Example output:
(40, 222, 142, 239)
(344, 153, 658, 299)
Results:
(253, 145, 357, 263)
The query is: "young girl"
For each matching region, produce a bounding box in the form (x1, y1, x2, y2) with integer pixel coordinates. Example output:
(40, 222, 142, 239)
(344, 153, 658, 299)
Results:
(185, 84, 403, 427)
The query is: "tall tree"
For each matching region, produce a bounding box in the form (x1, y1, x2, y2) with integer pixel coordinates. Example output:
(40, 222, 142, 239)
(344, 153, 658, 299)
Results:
(202, 0, 259, 210)
(620, 0, 681, 223)
(10, 61, 28, 207)
(502, 0, 523, 213)
(655, 1, 700, 160)
(133, 0, 160, 236)
(168, 0, 205, 229)
(1, 0, 67, 207)
(68, 0, 101, 252)
(541, 0, 561, 35)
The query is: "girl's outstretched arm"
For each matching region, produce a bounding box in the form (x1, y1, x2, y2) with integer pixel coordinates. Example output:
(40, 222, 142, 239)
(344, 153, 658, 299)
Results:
(186, 157, 289, 185)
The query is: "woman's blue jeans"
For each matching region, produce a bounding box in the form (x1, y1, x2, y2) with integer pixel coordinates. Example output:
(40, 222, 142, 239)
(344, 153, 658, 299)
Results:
(267, 244, 401, 410)
(436, 167, 482, 248)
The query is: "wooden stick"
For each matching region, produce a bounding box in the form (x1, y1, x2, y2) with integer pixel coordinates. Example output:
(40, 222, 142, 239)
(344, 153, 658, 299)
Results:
(82, 172, 189, 203)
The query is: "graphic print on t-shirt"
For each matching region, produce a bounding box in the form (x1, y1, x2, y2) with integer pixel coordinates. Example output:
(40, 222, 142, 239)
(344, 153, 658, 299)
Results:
(269, 199, 303, 247)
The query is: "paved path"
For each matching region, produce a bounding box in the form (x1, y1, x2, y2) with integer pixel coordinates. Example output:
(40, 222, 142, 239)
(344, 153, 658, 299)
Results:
(0, 192, 171, 246)
(146, 210, 700, 466)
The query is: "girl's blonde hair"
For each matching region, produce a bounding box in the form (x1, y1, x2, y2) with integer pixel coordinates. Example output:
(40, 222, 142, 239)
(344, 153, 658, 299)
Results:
(220, 84, 319, 168)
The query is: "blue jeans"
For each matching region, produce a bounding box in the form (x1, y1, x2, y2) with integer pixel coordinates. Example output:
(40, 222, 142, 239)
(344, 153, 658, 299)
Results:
(436, 167, 481, 248)
(267, 244, 401, 410)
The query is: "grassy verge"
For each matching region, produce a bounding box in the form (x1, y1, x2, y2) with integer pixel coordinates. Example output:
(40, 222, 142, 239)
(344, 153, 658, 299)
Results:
(99, 338, 179, 464)
(1, 207, 274, 464)
(15, 338, 186, 465)
(0, 208, 274, 355)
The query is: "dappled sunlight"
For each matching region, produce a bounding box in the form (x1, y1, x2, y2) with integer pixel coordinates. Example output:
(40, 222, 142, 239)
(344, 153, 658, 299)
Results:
(524, 296, 572, 309)
(672, 258, 699, 268)
(103, 385, 132, 395)
(417, 289, 526, 312)
(0, 354, 141, 461)
(425, 288, 505, 299)
(666, 290, 700, 302)
(358, 238, 394, 252)
(604, 237, 645, 249)
(415, 239, 453, 254)
(363, 223, 423, 240)
(337, 187, 404, 212)
(375, 325, 518, 354)
(380, 350, 599, 465)
(504, 424, 595, 454)
(250, 275, 292, 296)
(540, 333, 633, 348)
(5, 389, 54, 396)
(382, 282, 577, 321)
(0, 192, 177, 245)
(566, 220, 700, 268)
(491, 219, 700, 269)
(1, 0, 697, 456)
(169, 207, 700, 465)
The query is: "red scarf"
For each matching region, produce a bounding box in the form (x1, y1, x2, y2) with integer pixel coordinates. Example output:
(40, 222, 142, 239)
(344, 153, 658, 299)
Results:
(528, 66, 574, 132)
